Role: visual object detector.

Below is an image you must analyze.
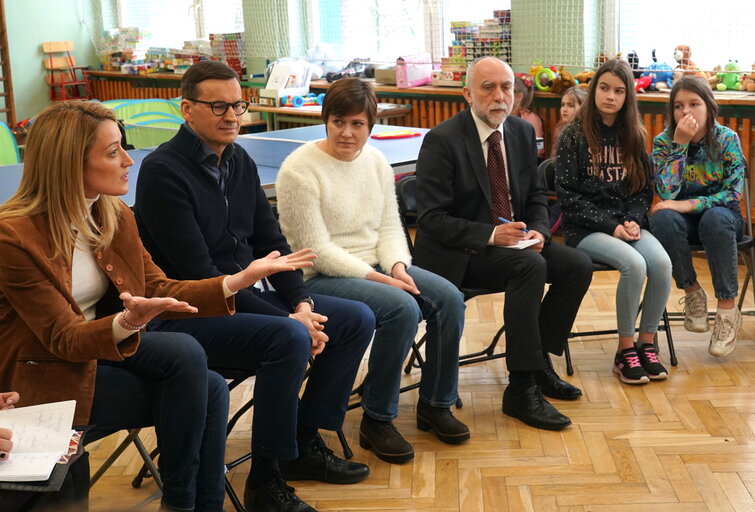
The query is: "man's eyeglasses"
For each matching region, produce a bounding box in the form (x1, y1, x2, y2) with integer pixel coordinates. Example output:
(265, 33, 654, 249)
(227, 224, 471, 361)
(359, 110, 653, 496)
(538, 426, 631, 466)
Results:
(187, 99, 250, 116)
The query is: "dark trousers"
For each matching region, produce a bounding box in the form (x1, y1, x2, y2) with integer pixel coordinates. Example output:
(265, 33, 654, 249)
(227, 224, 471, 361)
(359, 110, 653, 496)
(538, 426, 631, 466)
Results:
(150, 292, 374, 461)
(462, 241, 593, 371)
(89, 332, 229, 512)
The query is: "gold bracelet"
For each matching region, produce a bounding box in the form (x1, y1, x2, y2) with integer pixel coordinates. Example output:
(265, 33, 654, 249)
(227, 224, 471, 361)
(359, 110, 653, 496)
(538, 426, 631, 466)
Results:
(120, 308, 148, 331)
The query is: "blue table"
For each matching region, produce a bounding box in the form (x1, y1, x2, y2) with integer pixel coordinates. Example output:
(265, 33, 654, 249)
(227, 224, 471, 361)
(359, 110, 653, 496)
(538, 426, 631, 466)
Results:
(0, 124, 428, 206)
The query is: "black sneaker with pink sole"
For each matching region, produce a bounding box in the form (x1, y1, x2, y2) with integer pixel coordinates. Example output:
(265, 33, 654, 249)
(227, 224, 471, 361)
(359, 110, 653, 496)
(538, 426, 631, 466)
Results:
(613, 347, 649, 385)
(636, 343, 668, 380)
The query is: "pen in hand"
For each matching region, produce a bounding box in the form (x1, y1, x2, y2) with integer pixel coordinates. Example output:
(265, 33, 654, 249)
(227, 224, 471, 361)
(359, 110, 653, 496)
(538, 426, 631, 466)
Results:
(498, 217, 528, 233)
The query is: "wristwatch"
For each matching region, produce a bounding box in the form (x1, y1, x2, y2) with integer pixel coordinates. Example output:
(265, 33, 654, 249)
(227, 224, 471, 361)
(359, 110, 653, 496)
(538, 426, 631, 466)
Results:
(293, 296, 315, 311)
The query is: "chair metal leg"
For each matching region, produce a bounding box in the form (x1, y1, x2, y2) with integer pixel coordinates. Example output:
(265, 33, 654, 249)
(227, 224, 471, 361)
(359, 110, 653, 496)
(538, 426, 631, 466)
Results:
(225, 475, 246, 512)
(336, 430, 353, 460)
(90, 429, 143, 488)
(662, 308, 677, 367)
(563, 340, 574, 376)
(738, 246, 755, 315)
(404, 336, 426, 374)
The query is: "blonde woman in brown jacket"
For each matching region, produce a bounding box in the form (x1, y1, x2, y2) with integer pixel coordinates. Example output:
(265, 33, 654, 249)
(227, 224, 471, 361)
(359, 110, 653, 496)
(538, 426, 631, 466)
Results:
(0, 101, 314, 512)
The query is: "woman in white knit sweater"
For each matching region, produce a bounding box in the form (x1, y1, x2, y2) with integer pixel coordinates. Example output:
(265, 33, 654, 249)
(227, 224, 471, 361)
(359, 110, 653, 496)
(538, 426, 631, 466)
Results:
(276, 78, 468, 465)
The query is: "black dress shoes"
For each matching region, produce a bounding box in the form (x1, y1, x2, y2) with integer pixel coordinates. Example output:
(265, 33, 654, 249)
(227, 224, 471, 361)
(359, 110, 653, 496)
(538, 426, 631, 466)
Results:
(244, 471, 317, 512)
(279, 433, 370, 484)
(535, 366, 582, 400)
(416, 400, 470, 444)
(502, 385, 572, 430)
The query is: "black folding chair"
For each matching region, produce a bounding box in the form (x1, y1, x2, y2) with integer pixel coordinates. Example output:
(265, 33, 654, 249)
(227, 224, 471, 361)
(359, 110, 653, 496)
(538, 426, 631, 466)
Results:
(395, 175, 506, 387)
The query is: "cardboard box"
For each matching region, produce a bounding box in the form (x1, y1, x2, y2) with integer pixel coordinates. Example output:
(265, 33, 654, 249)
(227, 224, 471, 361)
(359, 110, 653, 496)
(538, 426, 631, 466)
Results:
(259, 60, 312, 106)
(395, 53, 432, 88)
(374, 66, 396, 85)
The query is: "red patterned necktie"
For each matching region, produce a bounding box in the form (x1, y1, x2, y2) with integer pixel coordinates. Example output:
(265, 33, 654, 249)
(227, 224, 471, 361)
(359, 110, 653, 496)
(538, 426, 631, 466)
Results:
(487, 130, 512, 224)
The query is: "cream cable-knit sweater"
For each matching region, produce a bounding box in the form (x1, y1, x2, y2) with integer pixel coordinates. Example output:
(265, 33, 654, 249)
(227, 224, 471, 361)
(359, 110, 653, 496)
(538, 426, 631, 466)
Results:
(276, 141, 412, 280)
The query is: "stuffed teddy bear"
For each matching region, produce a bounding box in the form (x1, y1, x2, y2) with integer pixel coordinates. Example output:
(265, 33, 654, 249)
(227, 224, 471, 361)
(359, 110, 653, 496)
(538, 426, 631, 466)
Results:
(707, 65, 722, 90)
(716, 60, 743, 91)
(741, 64, 755, 92)
(549, 66, 576, 95)
(574, 70, 594, 88)
(673, 45, 700, 80)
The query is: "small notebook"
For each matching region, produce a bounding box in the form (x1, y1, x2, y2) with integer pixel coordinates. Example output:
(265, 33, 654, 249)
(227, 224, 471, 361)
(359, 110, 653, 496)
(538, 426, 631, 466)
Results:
(0, 400, 76, 482)
(504, 238, 540, 250)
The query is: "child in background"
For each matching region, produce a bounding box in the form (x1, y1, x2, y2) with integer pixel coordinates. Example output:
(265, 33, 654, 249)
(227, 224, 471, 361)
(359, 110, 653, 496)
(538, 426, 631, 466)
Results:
(512, 75, 544, 156)
(551, 86, 587, 158)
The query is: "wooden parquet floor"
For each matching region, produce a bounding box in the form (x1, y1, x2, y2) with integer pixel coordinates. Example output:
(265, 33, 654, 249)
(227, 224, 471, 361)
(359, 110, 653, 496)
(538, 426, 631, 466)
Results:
(87, 257, 755, 511)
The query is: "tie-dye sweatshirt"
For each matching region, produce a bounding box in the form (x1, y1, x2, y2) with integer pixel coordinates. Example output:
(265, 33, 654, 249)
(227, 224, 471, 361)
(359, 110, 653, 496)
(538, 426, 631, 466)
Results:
(652, 123, 744, 212)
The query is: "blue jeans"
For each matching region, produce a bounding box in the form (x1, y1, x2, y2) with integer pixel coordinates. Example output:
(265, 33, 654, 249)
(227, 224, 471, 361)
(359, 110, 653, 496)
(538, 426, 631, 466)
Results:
(649, 207, 744, 299)
(88, 332, 229, 512)
(576, 230, 672, 337)
(150, 293, 374, 461)
(306, 265, 465, 421)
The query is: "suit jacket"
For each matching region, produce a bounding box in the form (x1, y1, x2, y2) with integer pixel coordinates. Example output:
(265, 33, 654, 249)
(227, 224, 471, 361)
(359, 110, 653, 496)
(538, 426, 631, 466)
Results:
(0, 201, 234, 425)
(415, 109, 549, 287)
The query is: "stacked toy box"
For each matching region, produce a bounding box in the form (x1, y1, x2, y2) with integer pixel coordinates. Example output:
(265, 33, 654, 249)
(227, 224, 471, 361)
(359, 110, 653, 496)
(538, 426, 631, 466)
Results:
(432, 10, 512, 87)
(210, 33, 246, 78)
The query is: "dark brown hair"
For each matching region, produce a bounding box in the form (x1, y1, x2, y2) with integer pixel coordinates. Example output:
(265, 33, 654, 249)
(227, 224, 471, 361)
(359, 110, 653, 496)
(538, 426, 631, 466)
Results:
(321, 78, 377, 129)
(579, 58, 648, 194)
(181, 60, 239, 99)
(667, 76, 720, 162)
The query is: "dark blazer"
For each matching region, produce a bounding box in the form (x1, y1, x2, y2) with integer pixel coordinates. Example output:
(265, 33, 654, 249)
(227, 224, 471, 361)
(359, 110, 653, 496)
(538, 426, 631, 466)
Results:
(415, 109, 549, 287)
(0, 202, 233, 425)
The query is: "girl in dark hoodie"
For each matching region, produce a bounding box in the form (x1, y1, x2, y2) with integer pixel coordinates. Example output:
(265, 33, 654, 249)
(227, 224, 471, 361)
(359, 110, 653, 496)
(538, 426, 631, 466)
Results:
(555, 59, 672, 385)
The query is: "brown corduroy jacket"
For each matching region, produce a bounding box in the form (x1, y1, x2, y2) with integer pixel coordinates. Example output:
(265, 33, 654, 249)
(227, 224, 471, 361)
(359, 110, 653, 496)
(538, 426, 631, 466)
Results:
(0, 201, 234, 425)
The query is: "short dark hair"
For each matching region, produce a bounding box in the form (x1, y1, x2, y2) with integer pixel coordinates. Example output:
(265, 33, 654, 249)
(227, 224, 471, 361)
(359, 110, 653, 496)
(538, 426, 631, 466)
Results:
(181, 60, 240, 99)
(321, 78, 377, 129)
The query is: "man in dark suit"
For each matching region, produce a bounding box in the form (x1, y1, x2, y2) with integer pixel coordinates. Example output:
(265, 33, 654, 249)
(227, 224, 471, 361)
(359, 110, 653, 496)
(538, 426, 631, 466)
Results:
(415, 56, 593, 430)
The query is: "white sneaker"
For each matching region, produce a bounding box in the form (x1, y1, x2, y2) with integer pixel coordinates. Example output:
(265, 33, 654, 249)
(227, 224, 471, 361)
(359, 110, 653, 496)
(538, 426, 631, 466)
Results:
(708, 308, 742, 357)
(681, 288, 709, 332)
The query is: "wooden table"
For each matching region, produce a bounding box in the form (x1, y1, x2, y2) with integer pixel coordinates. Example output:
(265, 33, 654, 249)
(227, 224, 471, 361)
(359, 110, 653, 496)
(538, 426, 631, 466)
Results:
(248, 102, 412, 131)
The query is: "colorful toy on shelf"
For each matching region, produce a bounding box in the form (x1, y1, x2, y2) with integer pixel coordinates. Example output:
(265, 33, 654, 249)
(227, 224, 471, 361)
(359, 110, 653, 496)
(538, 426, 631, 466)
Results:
(634, 75, 653, 93)
(716, 60, 743, 91)
(530, 60, 558, 92)
(741, 64, 755, 92)
(573, 70, 595, 88)
(641, 49, 674, 91)
(672, 44, 703, 80)
(549, 66, 576, 95)
(280, 92, 326, 108)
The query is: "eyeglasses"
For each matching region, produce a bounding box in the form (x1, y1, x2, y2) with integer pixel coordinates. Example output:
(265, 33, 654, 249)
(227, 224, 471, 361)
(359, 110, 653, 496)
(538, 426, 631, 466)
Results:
(187, 99, 250, 116)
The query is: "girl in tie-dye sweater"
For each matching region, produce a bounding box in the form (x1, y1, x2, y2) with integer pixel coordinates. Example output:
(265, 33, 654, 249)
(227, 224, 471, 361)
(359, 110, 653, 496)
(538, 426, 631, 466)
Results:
(649, 76, 746, 358)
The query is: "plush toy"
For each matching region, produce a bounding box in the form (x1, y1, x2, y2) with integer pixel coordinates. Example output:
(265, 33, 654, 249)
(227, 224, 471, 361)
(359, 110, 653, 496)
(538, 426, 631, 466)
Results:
(627, 51, 641, 78)
(574, 70, 595, 88)
(741, 64, 755, 92)
(716, 60, 743, 91)
(641, 50, 674, 91)
(634, 75, 652, 93)
(549, 66, 576, 95)
(672, 45, 700, 80)
(707, 65, 722, 90)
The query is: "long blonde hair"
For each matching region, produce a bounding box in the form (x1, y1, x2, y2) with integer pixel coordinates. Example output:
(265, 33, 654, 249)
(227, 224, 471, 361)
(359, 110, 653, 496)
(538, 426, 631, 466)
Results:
(0, 101, 123, 259)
